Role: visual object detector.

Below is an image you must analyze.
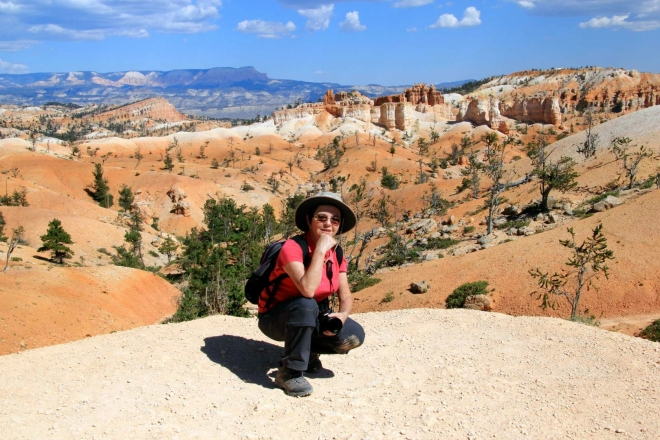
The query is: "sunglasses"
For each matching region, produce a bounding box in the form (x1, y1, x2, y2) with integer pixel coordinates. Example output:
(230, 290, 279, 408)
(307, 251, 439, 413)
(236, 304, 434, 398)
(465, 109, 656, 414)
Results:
(313, 214, 341, 226)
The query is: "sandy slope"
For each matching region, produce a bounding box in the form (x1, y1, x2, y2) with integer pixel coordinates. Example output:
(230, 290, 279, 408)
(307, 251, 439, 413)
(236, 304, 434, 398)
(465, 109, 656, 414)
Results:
(354, 189, 660, 319)
(0, 264, 179, 355)
(1, 309, 659, 439)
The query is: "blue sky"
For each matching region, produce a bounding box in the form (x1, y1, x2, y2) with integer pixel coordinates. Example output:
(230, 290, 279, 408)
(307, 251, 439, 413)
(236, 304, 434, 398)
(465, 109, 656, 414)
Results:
(0, 0, 658, 85)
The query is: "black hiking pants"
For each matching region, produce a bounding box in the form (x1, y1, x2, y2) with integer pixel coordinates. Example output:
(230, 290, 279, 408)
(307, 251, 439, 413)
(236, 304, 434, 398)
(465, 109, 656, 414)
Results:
(258, 297, 365, 371)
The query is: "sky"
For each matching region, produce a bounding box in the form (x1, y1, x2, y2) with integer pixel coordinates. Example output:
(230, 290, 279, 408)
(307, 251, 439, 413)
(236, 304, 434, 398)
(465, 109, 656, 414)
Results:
(0, 0, 658, 85)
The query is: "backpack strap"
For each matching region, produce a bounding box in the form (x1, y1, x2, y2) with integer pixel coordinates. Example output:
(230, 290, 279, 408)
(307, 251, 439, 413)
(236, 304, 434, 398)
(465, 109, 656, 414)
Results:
(291, 234, 311, 266)
(263, 234, 309, 311)
(336, 245, 343, 267)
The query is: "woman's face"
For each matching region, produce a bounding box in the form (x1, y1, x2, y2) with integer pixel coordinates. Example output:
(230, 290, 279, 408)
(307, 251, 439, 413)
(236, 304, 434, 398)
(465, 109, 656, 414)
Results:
(307, 204, 341, 242)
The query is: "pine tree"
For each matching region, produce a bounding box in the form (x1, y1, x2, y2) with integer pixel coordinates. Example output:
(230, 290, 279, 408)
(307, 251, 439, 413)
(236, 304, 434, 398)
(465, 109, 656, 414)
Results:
(89, 163, 113, 208)
(38, 219, 74, 264)
(112, 209, 144, 269)
(482, 133, 515, 235)
(526, 132, 579, 211)
(163, 152, 174, 172)
(124, 209, 144, 261)
(118, 185, 134, 212)
(530, 224, 614, 320)
(174, 198, 273, 320)
(158, 236, 179, 263)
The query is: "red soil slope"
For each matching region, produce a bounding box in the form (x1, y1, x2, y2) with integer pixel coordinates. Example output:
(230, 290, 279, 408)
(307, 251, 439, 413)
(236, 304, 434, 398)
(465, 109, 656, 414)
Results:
(0, 263, 179, 355)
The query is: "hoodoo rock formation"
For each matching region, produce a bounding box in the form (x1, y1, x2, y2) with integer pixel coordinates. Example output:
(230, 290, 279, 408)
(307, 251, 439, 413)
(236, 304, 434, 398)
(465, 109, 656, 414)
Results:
(272, 83, 456, 131)
(272, 90, 373, 125)
(374, 83, 445, 107)
(373, 83, 454, 125)
(458, 68, 660, 130)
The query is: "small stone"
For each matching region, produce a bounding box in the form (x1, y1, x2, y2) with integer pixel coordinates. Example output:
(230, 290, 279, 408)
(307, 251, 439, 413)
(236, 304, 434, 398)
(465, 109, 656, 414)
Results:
(477, 235, 492, 245)
(593, 195, 623, 212)
(502, 204, 520, 216)
(410, 281, 430, 294)
(493, 217, 508, 228)
(464, 295, 492, 311)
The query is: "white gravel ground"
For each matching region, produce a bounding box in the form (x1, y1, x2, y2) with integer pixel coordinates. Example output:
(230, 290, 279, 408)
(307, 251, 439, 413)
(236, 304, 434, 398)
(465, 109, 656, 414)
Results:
(555, 105, 660, 161)
(1, 309, 660, 439)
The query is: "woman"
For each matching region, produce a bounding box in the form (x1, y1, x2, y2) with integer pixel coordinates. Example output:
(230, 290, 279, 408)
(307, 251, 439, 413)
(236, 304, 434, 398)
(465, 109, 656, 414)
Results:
(258, 192, 365, 397)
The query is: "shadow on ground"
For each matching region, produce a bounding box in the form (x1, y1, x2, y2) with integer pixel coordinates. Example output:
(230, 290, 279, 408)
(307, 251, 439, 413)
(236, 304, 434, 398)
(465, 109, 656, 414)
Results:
(201, 335, 334, 389)
(202, 336, 281, 389)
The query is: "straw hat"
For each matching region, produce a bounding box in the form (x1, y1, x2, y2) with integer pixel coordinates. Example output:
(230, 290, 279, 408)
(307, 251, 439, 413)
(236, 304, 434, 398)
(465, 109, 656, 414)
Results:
(294, 191, 357, 234)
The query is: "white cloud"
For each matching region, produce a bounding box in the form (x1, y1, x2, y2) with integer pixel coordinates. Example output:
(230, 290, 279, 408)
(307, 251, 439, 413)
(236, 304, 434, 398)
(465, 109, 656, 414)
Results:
(516, 0, 536, 9)
(511, 0, 660, 31)
(579, 14, 630, 28)
(0, 0, 222, 47)
(579, 14, 660, 31)
(0, 58, 28, 73)
(406, 27, 418, 32)
(0, 40, 39, 52)
(29, 24, 106, 40)
(278, 0, 377, 7)
(430, 6, 481, 28)
(394, 0, 433, 8)
(340, 11, 366, 32)
(236, 19, 296, 38)
(0, 1, 21, 13)
(298, 4, 334, 31)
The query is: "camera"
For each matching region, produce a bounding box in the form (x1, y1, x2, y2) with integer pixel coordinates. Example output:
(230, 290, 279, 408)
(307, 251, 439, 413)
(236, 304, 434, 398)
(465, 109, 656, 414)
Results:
(319, 312, 343, 335)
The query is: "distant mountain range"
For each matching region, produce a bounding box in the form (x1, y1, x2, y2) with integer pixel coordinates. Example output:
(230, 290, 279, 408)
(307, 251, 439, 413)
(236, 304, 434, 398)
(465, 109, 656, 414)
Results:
(0, 67, 472, 119)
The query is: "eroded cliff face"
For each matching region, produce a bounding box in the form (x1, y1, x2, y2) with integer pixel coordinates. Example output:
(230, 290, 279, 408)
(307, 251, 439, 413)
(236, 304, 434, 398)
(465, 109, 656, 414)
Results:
(272, 104, 324, 124)
(499, 96, 562, 127)
(378, 102, 398, 129)
(273, 90, 373, 125)
(458, 68, 660, 129)
(374, 83, 445, 106)
(415, 103, 454, 120)
(97, 97, 187, 123)
(456, 97, 506, 132)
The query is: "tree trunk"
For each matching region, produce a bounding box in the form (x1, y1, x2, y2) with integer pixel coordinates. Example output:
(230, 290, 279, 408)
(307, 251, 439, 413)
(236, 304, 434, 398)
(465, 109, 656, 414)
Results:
(541, 187, 552, 212)
(487, 191, 497, 235)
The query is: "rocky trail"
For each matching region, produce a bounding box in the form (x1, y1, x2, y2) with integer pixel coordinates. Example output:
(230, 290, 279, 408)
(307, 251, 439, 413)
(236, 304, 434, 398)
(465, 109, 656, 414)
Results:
(1, 309, 659, 439)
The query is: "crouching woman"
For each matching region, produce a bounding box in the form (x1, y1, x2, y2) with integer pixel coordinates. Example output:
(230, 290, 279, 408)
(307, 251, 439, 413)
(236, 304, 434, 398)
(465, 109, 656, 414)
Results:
(258, 192, 365, 397)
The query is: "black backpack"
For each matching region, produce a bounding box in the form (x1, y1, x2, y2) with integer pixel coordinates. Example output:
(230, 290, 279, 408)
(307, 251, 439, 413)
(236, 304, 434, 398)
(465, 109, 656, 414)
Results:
(245, 235, 343, 310)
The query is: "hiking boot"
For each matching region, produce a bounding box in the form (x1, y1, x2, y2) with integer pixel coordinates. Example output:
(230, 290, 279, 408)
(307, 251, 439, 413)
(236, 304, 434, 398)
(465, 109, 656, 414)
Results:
(305, 353, 322, 374)
(275, 367, 313, 397)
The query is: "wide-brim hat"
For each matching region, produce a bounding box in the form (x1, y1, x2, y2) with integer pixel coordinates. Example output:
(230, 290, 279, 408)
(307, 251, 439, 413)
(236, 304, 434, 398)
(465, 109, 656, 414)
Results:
(295, 191, 357, 234)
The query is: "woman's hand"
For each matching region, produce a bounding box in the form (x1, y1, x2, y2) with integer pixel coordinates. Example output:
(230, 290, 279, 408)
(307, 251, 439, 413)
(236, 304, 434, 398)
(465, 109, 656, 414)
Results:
(323, 311, 348, 336)
(315, 234, 337, 255)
